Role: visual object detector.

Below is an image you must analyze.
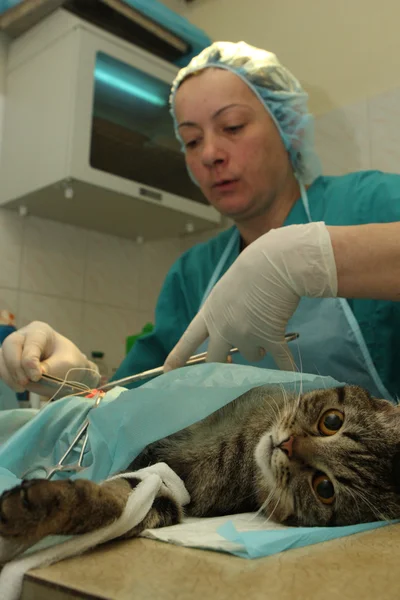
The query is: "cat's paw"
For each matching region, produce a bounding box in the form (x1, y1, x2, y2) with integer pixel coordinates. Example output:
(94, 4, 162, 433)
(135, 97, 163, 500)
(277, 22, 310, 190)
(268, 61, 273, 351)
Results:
(0, 479, 76, 541)
(0, 477, 129, 544)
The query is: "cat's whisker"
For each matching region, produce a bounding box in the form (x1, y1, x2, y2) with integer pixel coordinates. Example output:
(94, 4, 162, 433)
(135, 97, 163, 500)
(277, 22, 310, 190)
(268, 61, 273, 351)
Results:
(265, 392, 284, 423)
(311, 364, 327, 390)
(260, 493, 283, 527)
(279, 384, 294, 424)
(282, 337, 303, 400)
(280, 384, 290, 413)
(293, 389, 302, 414)
(276, 384, 287, 417)
(283, 339, 299, 375)
(236, 487, 263, 506)
(341, 486, 363, 525)
(294, 339, 304, 399)
(248, 487, 278, 522)
(350, 486, 390, 523)
(264, 395, 279, 420)
(291, 367, 304, 414)
(284, 388, 301, 426)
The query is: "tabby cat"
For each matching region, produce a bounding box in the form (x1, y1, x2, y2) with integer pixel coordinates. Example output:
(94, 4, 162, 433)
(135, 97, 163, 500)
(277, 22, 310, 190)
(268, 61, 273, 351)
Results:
(1, 384, 400, 546)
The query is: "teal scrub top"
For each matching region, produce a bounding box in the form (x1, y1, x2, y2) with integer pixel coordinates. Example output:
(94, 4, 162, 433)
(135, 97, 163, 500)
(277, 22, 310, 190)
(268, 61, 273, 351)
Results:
(112, 171, 400, 397)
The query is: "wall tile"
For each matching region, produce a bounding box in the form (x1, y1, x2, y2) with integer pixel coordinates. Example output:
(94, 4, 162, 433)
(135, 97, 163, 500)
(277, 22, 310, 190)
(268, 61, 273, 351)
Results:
(83, 231, 140, 309)
(314, 99, 370, 175)
(0, 288, 19, 317)
(180, 227, 223, 253)
(369, 87, 400, 173)
(20, 216, 87, 300)
(81, 303, 150, 373)
(18, 292, 83, 347)
(137, 238, 182, 312)
(0, 208, 23, 289)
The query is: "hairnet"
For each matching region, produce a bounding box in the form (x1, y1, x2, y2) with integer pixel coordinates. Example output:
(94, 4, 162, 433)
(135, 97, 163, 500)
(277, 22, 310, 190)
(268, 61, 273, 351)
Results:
(169, 41, 321, 185)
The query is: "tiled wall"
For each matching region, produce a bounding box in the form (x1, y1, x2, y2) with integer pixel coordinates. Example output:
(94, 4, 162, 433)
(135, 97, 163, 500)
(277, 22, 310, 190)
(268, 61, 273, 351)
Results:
(1, 85, 398, 373)
(0, 211, 220, 373)
(0, 32, 222, 375)
(314, 88, 400, 176)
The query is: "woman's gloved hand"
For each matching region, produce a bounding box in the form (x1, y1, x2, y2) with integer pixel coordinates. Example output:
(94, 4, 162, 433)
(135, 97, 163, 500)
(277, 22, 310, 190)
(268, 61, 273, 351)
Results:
(0, 321, 100, 391)
(165, 222, 338, 372)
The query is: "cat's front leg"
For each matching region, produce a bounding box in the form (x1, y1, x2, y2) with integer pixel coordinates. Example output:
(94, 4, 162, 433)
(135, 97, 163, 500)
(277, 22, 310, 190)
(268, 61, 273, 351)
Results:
(0, 476, 182, 546)
(0, 478, 131, 544)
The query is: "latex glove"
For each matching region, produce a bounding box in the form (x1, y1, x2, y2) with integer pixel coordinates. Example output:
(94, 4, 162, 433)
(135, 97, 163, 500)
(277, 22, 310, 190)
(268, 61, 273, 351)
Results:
(165, 222, 338, 372)
(0, 321, 100, 392)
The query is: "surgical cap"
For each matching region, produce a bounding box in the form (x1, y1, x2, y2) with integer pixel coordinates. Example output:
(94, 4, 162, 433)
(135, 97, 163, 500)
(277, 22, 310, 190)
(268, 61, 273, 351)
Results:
(170, 41, 321, 185)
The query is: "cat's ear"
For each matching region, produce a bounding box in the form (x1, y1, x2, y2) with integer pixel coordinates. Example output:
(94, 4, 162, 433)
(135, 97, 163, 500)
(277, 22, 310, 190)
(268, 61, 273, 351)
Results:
(391, 451, 400, 494)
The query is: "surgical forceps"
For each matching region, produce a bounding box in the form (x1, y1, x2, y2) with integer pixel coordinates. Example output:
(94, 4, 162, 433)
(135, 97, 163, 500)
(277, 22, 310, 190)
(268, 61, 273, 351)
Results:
(34, 332, 300, 398)
(99, 331, 300, 392)
(21, 391, 104, 480)
(21, 333, 300, 480)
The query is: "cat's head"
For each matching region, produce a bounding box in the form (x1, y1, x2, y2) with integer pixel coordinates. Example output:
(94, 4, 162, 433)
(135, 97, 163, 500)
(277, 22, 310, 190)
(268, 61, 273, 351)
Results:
(255, 385, 400, 527)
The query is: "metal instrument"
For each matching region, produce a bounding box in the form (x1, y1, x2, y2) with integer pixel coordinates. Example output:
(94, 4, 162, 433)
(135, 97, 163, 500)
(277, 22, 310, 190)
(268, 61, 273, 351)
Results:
(21, 332, 299, 479)
(99, 331, 300, 391)
(32, 332, 300, 399)
(21, 390, 104, 480)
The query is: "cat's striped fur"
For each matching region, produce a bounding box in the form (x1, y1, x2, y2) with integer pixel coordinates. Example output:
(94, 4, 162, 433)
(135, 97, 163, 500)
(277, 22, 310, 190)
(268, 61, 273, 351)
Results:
(1, 385, 400, 546)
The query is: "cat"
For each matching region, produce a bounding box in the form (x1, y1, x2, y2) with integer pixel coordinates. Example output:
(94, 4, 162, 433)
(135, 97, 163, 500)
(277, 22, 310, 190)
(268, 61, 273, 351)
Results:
(1, 384, 400, 547)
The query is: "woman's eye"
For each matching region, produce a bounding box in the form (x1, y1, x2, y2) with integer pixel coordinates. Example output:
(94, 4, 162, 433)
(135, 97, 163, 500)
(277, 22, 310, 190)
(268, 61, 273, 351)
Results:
(318, 409, 344, 436)
(224, 124, 244, 133)
(185, 139, 199, 150)
(312, 472, 335, 505)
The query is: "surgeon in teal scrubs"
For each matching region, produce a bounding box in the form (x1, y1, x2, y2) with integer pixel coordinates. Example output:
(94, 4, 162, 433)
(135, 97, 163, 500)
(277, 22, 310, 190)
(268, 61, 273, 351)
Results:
(1, 41, 400, 399)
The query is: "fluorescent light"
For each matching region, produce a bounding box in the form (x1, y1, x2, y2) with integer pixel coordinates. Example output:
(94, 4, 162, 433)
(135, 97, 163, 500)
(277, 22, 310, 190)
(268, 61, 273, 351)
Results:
(95, 68, 166, 107)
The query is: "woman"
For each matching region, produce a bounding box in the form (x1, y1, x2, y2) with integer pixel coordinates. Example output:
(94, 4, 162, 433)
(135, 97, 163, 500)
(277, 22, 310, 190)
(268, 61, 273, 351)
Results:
(1, 41, 400, 398)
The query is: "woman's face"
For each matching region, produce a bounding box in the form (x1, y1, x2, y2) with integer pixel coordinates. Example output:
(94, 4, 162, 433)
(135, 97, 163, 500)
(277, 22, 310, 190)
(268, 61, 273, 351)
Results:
(174, 68, 294, 222)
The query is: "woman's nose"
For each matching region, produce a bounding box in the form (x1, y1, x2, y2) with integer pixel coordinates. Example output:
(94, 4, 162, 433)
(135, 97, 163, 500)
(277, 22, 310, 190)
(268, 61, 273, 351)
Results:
(201, 136, 227, 167)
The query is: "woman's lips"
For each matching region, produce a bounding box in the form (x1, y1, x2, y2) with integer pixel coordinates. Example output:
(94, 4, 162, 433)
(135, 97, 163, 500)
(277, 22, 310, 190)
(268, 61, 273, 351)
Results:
(213, 179, 239, 191)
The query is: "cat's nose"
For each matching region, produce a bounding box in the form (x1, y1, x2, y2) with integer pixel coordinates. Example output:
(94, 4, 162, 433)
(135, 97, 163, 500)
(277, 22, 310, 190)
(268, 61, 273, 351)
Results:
(279, 435, 294, 458)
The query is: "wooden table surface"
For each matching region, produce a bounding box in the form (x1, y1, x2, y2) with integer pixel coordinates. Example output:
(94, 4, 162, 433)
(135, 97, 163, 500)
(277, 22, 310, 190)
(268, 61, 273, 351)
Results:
(21, 523, 400, 600)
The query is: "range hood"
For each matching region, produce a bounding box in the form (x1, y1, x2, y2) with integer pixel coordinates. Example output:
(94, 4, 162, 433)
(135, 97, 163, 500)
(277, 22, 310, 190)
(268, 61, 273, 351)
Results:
(0, 0, 189, 61)
(0, 9, 220, 241)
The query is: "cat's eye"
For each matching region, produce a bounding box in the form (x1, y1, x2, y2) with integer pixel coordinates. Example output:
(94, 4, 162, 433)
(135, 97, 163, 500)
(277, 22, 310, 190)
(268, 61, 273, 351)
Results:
(312, 472, 335, 505)
(318, 409, 344, 436)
